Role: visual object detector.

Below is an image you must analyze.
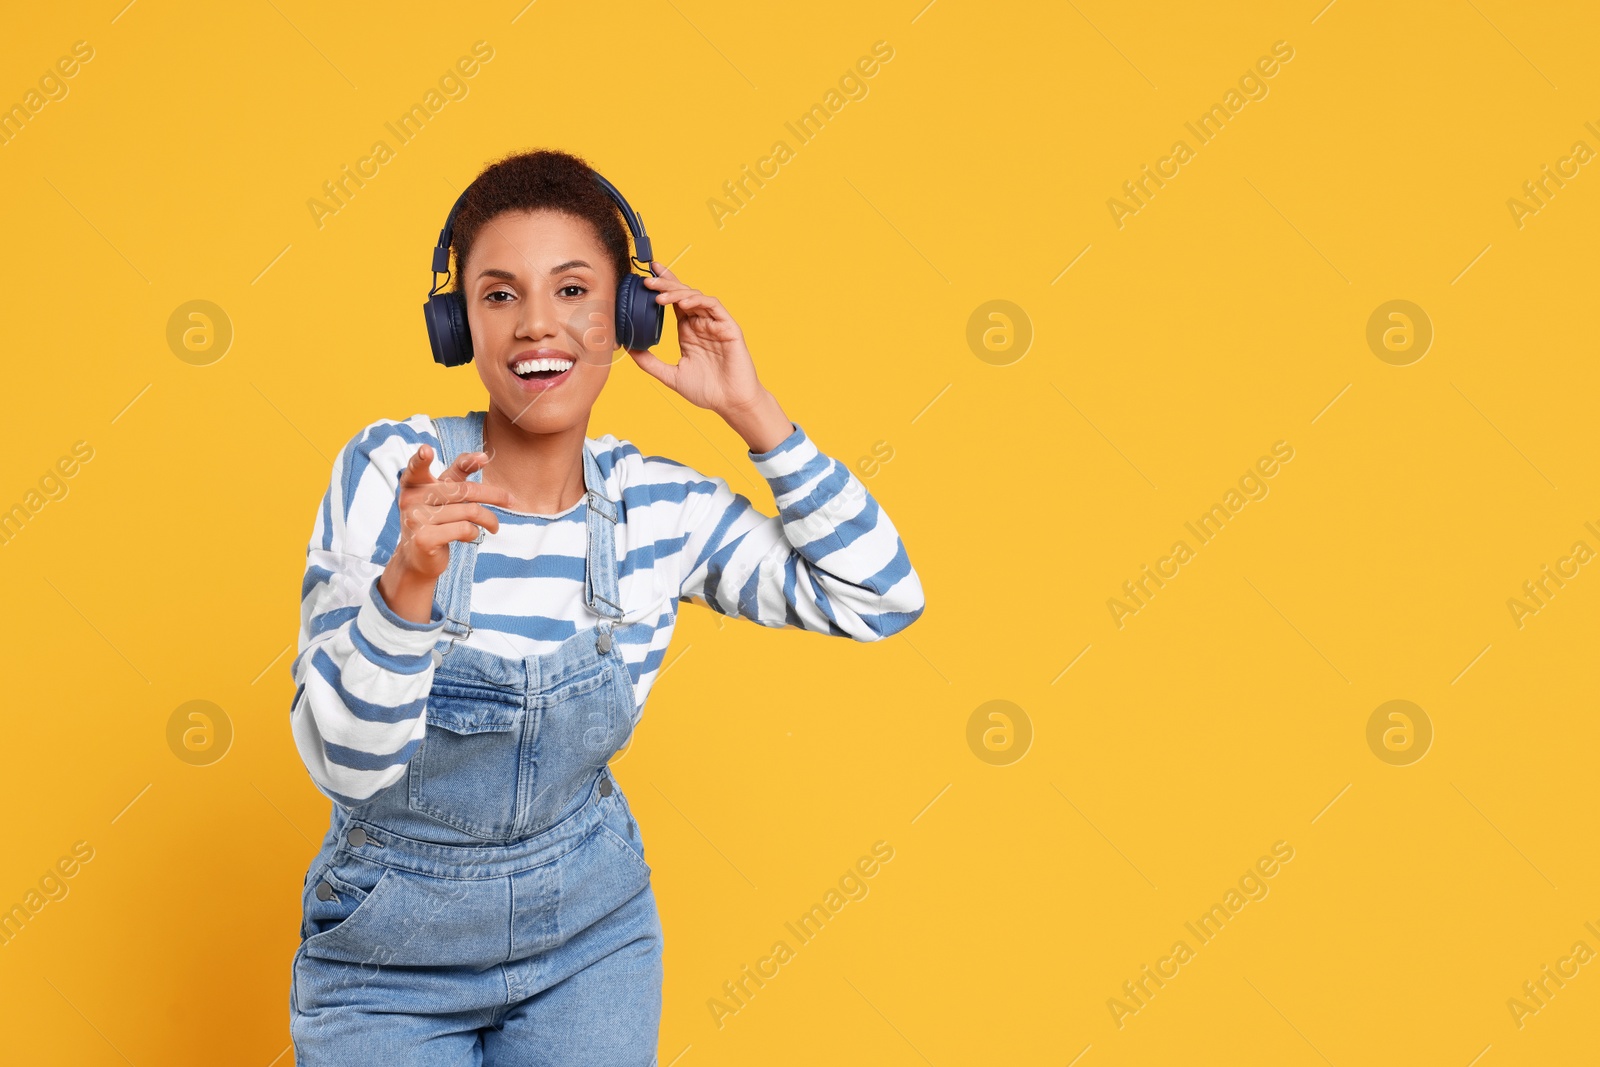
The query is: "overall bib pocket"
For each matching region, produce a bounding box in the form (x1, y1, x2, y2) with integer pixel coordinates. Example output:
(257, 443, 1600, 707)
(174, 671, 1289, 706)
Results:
(531, 657, 627, 767)
(518, 657, 631, 832)
(408, 679, 526, 839)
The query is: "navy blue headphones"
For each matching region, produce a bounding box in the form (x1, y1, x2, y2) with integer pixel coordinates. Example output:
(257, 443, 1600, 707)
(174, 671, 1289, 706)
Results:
(423, 169, 664, 367)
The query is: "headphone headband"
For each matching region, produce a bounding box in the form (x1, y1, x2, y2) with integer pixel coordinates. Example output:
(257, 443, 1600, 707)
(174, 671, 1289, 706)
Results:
(430, 168, 653, 281)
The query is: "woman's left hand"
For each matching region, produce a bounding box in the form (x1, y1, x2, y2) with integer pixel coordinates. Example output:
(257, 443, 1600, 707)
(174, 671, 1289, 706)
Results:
(626, 263, 767, 418)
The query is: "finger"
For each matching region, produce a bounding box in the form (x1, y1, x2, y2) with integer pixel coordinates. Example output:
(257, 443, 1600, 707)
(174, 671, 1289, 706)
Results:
(410, 480, 516, 508)
(649, 260, 678, 282)
(652, 285, 701, 306)
(628, 348, 676, 387)
(399, 444, 439, 487)
(425, 481, 515, 508)
(670, 294, 727, 319)
(414, 520, 490, 549)
(423, 501, 500, 534)
(437, 451, 488, 483)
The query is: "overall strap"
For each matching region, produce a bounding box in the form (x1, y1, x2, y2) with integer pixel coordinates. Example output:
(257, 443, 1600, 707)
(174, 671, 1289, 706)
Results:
(432, 412, 622, 655)
(430, 412, 486, 641)
(582, 441, 624, 652)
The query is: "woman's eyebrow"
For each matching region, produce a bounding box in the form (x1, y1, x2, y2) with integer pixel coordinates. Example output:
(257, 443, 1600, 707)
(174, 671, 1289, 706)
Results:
(475, 261, 593, 281)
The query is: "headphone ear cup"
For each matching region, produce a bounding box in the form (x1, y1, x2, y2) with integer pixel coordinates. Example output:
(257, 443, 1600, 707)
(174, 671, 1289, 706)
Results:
(615, 273, 664, 352)
(423, 290, 473, 367)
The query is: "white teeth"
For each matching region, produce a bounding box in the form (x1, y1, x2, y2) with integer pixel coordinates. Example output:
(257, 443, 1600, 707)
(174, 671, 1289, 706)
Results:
(512, 356, 574, 375)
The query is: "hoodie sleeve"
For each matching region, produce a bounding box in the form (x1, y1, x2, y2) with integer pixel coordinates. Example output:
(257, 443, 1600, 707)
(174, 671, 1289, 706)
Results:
(287, 415, 449, 807)
(674, 421, 924, 640)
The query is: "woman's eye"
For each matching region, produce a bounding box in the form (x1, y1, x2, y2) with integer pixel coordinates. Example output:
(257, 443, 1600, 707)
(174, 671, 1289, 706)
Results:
(559, 284, 587, 298)
(485, 290, 514, 303)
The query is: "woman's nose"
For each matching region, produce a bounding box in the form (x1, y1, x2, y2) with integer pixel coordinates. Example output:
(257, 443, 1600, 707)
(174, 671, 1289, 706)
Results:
(518, 289, 558, 339)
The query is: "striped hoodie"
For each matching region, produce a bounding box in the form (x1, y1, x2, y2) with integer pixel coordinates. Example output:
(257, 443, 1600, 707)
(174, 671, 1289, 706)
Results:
(289, 414, 925, 807)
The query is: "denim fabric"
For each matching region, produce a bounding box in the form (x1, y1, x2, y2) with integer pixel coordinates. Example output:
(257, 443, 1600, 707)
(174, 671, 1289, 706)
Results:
(291, 412, 662, 1065)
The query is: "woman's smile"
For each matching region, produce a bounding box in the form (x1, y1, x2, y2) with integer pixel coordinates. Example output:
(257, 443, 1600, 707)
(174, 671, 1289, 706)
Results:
(507, 346, 577, 393)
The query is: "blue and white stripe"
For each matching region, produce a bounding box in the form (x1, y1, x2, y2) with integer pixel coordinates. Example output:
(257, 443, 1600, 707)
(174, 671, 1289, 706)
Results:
(289, 413, 925, 805)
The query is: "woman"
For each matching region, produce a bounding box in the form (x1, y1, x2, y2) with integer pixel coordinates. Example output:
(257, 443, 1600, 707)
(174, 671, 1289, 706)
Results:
(286, 148, 925, 1064)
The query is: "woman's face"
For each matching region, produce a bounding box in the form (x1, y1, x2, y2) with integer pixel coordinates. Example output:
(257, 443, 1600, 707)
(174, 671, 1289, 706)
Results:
(463, 209, 620, 435)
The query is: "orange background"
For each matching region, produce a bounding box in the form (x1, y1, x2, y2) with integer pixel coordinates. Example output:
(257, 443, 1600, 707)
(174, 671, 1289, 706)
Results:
(1, 2, 1598, 1064)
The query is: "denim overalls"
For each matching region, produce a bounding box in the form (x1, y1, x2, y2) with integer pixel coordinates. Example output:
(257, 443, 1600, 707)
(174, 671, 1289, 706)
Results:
(291, 412, 663, 1066)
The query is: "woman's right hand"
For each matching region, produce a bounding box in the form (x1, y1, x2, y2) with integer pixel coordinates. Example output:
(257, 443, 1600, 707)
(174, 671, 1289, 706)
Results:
(376, 444, 513, 624)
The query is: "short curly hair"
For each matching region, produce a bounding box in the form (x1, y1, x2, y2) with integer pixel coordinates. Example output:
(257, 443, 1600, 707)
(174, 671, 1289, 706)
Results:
(449, 148, 632, 295)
